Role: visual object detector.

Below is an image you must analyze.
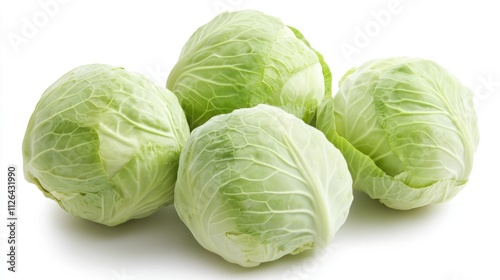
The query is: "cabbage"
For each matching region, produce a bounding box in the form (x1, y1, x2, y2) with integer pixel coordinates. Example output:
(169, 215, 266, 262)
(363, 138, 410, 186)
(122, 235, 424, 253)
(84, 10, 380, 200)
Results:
(316, 57, 479, 209)
(167, 10, 332, 130)
(174, 104, 352, 267)
(22, 64, 190, 226)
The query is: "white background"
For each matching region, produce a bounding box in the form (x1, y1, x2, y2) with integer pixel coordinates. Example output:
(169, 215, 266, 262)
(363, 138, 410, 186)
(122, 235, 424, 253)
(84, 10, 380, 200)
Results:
(1, 0, 499, 279)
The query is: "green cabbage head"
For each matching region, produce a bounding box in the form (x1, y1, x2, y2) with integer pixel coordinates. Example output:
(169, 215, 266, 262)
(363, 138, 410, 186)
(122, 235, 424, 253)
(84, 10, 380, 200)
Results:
(167, 10, 332, 130)
(174, 104, 352, 267)
(23, 64, 190, 226)
(316, 57, 479, 210)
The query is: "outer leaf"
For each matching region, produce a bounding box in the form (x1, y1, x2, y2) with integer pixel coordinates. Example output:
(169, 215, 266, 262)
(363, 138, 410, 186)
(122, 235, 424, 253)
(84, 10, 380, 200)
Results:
(287, 25, 333, 97)
(334, 59, 405, 176)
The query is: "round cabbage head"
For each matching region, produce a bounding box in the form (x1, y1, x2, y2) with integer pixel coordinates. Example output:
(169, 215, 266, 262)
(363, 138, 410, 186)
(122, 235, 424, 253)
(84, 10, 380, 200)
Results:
(316, 57, 479, 209)
(22, 64, 190, 226)
(167, 10, 332, 130)
(174, 104, 352, 267)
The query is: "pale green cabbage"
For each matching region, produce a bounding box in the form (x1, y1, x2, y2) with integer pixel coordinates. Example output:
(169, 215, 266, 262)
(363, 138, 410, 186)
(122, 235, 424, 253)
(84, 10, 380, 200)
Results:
(316, 57, 479, 209)
(174, 104, 352, 267)
(167, 10, 332, 130)
(23, 64, 190, 226)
